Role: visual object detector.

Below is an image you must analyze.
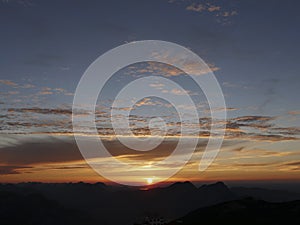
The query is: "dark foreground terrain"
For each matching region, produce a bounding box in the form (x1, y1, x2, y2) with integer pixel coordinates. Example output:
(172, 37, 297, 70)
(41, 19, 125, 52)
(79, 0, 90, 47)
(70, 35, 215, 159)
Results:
(169, 198, 300, 225)
(1, 182, 300, 225)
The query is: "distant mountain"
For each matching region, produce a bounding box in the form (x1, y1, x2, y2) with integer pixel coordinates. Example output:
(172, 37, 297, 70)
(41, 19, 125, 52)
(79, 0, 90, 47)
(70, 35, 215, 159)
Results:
(168, 198, 300, 225)
(0, 181, 236, 225)
(231, 186, 300, 202)
(0, 191, 105, 225)
(1, 182, 300, 225)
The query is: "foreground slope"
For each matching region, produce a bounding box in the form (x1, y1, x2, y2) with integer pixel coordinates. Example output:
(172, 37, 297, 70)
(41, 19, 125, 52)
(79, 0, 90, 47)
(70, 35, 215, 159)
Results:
(169, 198, 300, 225)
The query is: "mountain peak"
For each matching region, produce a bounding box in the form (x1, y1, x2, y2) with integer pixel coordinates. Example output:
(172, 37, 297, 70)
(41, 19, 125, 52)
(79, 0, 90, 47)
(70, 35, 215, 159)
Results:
(201, 181, 228, 189)
(210, 181, 227, 188)
(167, 181, 196, 190)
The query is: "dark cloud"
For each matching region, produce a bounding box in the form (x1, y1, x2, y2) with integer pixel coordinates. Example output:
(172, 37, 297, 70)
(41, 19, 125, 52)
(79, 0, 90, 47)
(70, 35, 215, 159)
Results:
(223, 116, 300, 141)
(258, 78, 280, 113)
(1, 105, 299, 142)
(0, 139, 83, 165)
(249, 134, 297, 141)
(270, 127, 300, 136)
(0, 136, 191, 166)
(8, 107, 73, 115)
(0, 165, 32, 175)
(231, 146, 244, 152)
(232, 115, 274, 123)
(52, 166, 87, 170)
(233, 162, 275, 167)
(284, 161, 300, 166)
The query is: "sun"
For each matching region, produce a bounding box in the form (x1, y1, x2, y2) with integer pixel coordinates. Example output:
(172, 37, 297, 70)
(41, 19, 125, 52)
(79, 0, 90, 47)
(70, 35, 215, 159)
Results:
(146, 178, 153, 185)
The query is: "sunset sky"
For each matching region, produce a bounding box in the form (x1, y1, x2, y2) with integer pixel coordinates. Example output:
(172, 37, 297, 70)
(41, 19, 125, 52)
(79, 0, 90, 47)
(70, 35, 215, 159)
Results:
(0, 0, 300, 185)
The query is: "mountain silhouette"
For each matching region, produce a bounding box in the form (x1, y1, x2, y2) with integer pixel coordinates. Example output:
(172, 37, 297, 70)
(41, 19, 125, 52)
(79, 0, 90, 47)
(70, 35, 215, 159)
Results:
(0, 191, 104, 225)
(1, 182, 300, 225)
(168, 198, 300, 225)
(231, 186, 300, 202)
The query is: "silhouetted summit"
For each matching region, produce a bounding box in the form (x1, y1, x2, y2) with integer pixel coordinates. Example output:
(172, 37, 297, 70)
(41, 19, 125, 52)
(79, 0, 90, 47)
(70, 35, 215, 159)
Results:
(167, 181, 196, 192)
(200, 181, 228, 190)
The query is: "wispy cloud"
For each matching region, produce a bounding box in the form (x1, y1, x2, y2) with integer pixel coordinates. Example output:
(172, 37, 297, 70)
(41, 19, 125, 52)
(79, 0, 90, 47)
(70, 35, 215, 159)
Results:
(288, 110, 300, 115)
(182, 1, 238, 24)
(0, 165, 32, 175)
(126, 60, 219, 78)
(2, 104, 299, 142)
(0, 80, 18, 87)
(186, 3, 206, 12)
(7, 107, 73, 115)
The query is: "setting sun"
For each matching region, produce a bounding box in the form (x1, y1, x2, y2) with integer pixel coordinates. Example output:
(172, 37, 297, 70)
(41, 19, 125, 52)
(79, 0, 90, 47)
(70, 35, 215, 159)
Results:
(146, 178, 153, 185)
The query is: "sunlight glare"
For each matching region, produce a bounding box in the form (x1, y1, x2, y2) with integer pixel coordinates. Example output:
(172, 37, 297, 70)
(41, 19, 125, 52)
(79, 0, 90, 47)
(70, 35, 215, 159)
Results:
(146, 178, 153, 185)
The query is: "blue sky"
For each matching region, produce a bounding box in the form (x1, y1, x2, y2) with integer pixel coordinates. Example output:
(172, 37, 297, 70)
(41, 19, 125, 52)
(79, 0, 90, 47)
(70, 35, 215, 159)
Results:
(1, 0, 299, 118)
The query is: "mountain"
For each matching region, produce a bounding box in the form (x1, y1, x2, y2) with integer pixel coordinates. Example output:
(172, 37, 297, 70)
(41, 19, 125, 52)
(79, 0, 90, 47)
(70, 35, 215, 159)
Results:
(231, 186, 300, 202)
(0, 191, 105, 225)
(168, 198, 300, 225)
(1, 182, 300, 225)
(0, 181, 236, 225)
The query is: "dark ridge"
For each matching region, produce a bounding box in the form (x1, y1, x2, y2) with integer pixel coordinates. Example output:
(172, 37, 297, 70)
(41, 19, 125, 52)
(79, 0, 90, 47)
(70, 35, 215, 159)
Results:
(200, 181, 228, 189)
(1, 182, 300, 225)
(169, 198, 300, 225)
(0, 190, 104, 225)
(167, 181, 196, 190)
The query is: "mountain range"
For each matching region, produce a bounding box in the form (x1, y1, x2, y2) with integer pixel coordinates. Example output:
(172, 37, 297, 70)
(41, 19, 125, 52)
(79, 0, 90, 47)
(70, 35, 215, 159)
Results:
(1, 181, 300, 225)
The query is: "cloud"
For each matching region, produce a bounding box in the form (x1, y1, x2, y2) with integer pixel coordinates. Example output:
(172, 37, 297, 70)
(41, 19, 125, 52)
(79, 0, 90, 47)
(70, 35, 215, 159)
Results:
(204, 107, 239, 114)
(223, 115, 300, 141)
(231, 147, 298, 158)
(161, 88, 196, 96)
(0, 133, 299, 180)
(2, 105, 299, 142)
(258, 78, 280, 112)
(0, 79, 35, 93)
(0, 136, 186, 168)
(134, 97, 157, 107)
(22, 84, 35, 89)
(233, 115, 274, 123)
(233, 162, 274, 167)
(0, 80, 18, 87)
(7, 91, 19, 95)
(0, 165, 32, 175)
(51, 165, 87, 170)
(207, 5, 221, 12)
(184, 1, 238, 25)
(225, 116, 274, 133)
(270, 127, 300, 136)
(126, 60, 219, 78)
(149, 83, 165, 89)
(0, 138, 82, 165)
(8, 107, 73, 115)
(284, 161, 300, 166)
(186, 3, 206, 12)
(150, 54, 220, 76)
(221, 11, 238, 17)
(279, 161, 300, 171)
(186, 3, 221, 13)
(288, 110, 300, 115)
(36, 87, 73, 96)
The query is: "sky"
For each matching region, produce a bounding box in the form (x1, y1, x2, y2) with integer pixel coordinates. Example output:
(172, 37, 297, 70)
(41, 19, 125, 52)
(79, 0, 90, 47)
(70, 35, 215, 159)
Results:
(0, 0, 300, 185)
